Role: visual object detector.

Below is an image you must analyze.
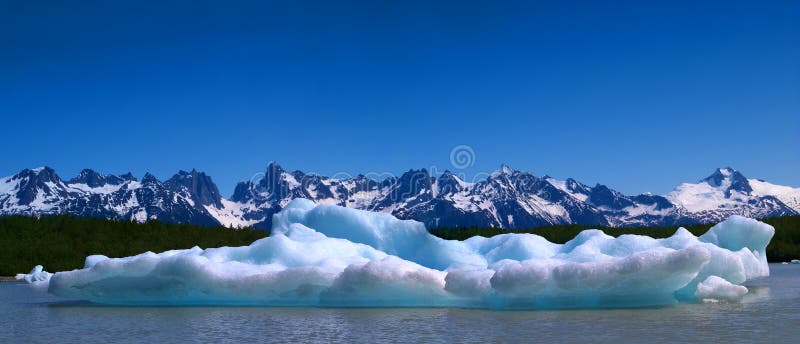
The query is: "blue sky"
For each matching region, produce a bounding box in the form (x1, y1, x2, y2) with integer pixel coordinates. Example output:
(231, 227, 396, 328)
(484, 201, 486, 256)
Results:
(1, 0, 798, 196)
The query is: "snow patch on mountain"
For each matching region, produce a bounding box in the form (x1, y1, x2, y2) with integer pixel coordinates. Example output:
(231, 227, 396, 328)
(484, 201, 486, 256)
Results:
(749, 179, 800, 213)
(667, 181, 745, 212)
(68, 183, 126, 195)
(205, 199, 263, 228)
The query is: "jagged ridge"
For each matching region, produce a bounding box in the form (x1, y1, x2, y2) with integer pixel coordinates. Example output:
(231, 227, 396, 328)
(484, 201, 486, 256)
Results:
(0, 164, 797, 229)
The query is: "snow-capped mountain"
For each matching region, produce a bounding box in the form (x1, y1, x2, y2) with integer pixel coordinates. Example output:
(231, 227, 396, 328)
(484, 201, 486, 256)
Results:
(0, 167, 219, 226)
(1, 164, 797, 229)
(665, 167, 798, 224)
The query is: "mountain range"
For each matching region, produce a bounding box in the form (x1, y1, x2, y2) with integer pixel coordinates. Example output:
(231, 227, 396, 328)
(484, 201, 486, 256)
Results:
(1, 163, 798, 230)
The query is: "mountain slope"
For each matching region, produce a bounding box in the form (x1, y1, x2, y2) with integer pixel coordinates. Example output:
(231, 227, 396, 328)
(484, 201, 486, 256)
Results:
(0, 164, 797, 229)
(0, 167, 220, 226)
(666, 167, 798, 223)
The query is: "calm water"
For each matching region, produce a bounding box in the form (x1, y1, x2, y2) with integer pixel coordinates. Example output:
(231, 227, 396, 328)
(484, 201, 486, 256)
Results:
(1, 264, 798, 343)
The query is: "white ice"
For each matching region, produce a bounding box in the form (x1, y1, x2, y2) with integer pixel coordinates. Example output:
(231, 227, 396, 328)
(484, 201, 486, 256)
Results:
(16, 265, 52, 286)
(19, 199, 774, 309)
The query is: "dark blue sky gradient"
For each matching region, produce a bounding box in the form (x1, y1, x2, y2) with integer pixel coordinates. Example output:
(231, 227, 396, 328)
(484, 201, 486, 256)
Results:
(1, 0, 798, 195)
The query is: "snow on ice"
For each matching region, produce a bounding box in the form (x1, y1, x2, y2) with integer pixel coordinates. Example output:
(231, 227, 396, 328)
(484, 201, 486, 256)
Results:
(19, 199, 774, 309)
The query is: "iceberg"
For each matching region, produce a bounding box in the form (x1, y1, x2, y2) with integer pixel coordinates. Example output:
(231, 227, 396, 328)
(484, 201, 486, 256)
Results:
(19, 199, 774, 308)
(15, 265, 52, 286)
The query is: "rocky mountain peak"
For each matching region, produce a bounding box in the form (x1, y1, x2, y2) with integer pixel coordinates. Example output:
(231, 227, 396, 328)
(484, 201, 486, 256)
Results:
(165, 170, 223, 208)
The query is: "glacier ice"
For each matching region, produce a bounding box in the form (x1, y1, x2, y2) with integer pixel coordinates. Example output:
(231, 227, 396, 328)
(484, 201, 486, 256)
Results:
(19, 199, 774, 309)
(15, 265, 52, 286)
(695, 276, 748, 302)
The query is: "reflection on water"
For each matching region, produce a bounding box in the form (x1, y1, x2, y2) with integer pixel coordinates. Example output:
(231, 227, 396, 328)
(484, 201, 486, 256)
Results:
(2, 265, 799, 343)
(741, 285, 771, 302)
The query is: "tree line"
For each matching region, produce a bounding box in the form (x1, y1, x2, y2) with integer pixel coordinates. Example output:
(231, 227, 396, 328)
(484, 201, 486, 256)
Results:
(0, 215, 267, 276)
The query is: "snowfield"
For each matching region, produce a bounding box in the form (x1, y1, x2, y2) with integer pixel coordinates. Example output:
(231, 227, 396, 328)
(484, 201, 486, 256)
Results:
(19, 199, 773, 309)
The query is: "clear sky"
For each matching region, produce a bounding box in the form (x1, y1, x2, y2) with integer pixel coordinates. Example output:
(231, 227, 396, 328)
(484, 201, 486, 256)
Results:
(1, 0, 798, 196)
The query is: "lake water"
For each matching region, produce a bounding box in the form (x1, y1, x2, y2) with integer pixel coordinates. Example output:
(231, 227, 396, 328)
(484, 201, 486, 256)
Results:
(2, 264, 798, 343)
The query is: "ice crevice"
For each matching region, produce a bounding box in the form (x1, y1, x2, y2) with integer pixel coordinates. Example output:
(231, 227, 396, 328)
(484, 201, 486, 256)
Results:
(18, 199, 774, 309)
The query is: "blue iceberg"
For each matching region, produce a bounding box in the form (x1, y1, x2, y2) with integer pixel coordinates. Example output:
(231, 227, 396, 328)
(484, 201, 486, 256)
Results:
(22, 199, 773, 309)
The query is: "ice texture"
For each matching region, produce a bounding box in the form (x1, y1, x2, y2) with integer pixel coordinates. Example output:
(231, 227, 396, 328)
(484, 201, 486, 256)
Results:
(15, 265, 52, 286)
(22, 199, 773, 308)
(695, 276, 748, 302)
